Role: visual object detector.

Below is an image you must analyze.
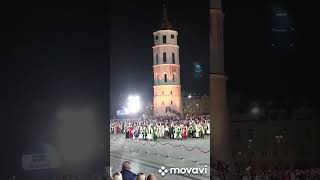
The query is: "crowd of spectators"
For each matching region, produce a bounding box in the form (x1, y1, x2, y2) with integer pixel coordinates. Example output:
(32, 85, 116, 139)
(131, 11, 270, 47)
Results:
(212, 162, 320, 180)
(111, 161, 157, 180)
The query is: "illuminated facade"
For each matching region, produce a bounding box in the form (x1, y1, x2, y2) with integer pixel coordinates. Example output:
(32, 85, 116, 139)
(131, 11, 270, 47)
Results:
(271, 7, 295, 49)
(153, 4, 182, 116)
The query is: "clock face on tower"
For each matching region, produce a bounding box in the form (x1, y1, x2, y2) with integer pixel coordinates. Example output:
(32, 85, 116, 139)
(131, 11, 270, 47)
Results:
(155, 35, 159, 40)
(171, 34, 175, 39)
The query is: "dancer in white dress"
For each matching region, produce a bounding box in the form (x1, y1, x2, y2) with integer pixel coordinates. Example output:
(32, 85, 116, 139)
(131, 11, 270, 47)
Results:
(147, 125, 153, 140)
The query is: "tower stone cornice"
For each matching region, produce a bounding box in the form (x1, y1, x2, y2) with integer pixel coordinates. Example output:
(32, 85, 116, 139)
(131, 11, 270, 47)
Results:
(153, 30, 178, 35)
(152, 44, 179, 49)
(153, 64, 180, 68)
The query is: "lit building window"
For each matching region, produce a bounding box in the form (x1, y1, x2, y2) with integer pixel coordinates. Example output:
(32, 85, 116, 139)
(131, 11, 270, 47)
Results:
(163, 52, 166, 63)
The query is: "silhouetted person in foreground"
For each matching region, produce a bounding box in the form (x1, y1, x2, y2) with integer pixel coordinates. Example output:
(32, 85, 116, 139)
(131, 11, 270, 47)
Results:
(120, 161, 136, 180)
(147, 174, 157, 180)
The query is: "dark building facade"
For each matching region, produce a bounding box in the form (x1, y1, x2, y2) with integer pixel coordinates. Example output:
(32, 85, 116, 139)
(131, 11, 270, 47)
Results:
(182, 92, 209, 115)
(270, 7, 296, 50)
(230, 105, 320, 169)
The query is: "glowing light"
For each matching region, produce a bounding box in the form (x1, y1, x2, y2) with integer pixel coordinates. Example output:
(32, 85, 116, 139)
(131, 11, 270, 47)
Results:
(251, 107, 260, 115)
(127, 95, 141, 114)
(193, 62, 203, 78)
(123, 107, 129, 114)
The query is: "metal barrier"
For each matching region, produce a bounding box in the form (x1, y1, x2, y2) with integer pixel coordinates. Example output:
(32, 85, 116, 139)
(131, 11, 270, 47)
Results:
(110, 136, 211, 153)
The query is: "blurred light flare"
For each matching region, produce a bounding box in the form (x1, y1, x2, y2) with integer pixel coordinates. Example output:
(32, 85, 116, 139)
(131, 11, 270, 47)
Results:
(251, 107, 260, 115)
(126, 95, 141, 114)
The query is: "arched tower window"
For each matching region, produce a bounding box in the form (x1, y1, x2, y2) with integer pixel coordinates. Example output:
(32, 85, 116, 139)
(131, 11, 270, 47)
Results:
(163, 52, 166, 63)
(164, 73, 167, 82)
(172, 52, 175, 64)
(173, 73, 175, 82)
(156, 54, 158, 64)
(171, 100, 173, 105)
(170, 91, 172, 95)
(155, 73, 158, 83)
(163, 35, 166, 44)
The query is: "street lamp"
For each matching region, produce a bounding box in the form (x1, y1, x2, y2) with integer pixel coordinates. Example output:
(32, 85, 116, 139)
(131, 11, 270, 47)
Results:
(275, 134, 284, 158)
(251, 107, 260, 115)
(275, 135, 283, 143)
(247, 139, 253, 165)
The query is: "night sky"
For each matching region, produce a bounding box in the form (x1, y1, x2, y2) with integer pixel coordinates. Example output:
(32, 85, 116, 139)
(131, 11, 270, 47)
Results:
(110, 0, 320, 114)
(110, 0, 210, 114)
(3, 0, 320, 178)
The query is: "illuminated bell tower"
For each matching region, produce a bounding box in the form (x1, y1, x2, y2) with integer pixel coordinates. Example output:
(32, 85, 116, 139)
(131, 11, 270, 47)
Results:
(153, 3, 182, 116)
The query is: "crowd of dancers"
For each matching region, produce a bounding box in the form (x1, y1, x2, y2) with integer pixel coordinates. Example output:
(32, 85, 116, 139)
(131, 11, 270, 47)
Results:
(110, 115, 210, 141)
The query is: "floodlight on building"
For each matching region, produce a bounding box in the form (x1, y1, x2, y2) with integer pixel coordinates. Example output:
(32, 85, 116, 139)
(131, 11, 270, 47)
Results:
(127, 95, 141, 114)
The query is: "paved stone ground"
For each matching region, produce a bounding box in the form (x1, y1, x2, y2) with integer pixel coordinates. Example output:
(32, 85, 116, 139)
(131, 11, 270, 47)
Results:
(110, 134, 210, 180)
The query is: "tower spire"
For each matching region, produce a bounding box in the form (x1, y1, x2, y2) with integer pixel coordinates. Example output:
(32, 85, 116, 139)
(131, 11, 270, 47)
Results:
(160, 0, 174, 30)
(211, 0, 222, 9)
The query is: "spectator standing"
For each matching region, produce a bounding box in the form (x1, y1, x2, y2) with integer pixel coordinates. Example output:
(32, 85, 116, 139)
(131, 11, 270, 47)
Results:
(120, 161, 136, 180)
(136, 173, 146, 180)
(113, 172, 123, 180)
(147, 174, 157, 180)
